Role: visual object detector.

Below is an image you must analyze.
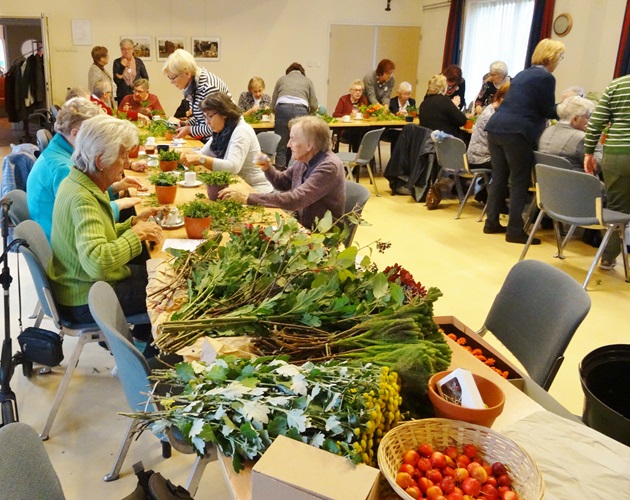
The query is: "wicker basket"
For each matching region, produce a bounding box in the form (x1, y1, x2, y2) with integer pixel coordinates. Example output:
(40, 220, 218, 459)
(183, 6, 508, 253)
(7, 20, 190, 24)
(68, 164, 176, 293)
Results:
(377, 418, 544, 500)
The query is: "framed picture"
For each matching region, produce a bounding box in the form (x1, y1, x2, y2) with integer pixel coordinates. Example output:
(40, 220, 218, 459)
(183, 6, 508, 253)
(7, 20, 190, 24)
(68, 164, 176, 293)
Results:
(156, 37, 185, 61)
(192, 37, 221, 61)
(120, 36, 152, 60)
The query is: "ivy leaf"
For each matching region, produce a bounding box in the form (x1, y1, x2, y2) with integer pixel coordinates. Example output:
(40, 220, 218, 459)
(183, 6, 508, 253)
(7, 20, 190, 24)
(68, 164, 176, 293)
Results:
(390, 282, 405, 306)
(336, 246, 358, 269)
(175, 362, 196, 383)
(267, 414, 288, 437)
(205, 363, 228, 382)
(315, 211, 334, 233)
(372, 272, 389, 298)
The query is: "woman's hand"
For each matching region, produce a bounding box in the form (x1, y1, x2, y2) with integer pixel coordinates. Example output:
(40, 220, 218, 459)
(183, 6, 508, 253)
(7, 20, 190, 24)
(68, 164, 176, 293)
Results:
(452, 95, 461, 108)
(218, 186, 248, 203)
(182, 153, 204, 167)
(129, 159, 148, 172)
(113, 197, 141, 211)
(136, 114, 151, 124)
(584, 154, 598, 175)
(475, 104, 483, 115)
(132, 220, 162, 244)
(175, 125, 191, 139)
(254, 153, 271, 171)
(135, 208, 160, 223)
(112, 176, 143, 193)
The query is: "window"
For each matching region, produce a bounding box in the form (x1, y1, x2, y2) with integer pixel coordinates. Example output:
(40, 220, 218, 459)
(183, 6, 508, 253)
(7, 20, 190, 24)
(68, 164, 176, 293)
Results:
(460, 0, 535, 108)
(0, 38, 6, 75)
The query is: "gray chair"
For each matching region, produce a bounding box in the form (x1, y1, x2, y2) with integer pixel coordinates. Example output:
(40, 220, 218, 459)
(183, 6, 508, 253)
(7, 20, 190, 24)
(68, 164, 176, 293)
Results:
(478, 260, 591, 391)
(36, 129, 52, 153)
(433, 136, 491, 220)
(520, 164, 630, 289)
(256, 131, 281, 163)
(336, 127, 385, 196)
(88, 281, 212, 494)
(533, 151, 574, 171)
(343, 180, 370, 247)
(13, 220, 149, 440)
(0, 422, 65, 499)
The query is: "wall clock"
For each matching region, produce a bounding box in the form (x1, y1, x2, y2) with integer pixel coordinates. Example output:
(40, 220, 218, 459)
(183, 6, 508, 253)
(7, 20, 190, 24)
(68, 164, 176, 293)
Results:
(553, 13, 573, 37)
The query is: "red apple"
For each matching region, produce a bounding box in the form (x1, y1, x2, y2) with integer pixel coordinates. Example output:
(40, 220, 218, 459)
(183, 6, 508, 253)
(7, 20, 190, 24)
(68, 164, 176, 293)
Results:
(481, 483, 499, 500)
(501, 491, 518, 500)
(440, 476, 456, 494)
(470, 465, 488, 484)
(456, 455, 471, 468)
(444, 445, 458, 460)
(426, 468, 443, 484)
(431, 451, 447, 469)
(405, 485, 421, 499)
(497, 474, 512, 487)
(453, 467, 469, 483)
(463, 444, 478, 458)
(426, 485, 444, 500)
(447, 492, 464, 500)
(418, 443, 433, 457)
(403, 449, 420, 467)
(461, 477, 481, 497)
(418, 477, 434, 493)
(417, 457, 432, 472)
(492, 462, 507, 476)
(398, 463, 416, 476)
(395, 472, 415, 489)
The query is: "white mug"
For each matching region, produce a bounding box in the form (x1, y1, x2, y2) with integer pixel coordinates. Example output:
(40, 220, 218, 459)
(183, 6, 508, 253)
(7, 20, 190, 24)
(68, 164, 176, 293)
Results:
(261, 115, 270, 122)
(342, 115, 351, 123)
(165, 207, 179, 225)
(145, 136, 156, 146)
(355, 113, 363, 120)
(184, 171, 197, 186)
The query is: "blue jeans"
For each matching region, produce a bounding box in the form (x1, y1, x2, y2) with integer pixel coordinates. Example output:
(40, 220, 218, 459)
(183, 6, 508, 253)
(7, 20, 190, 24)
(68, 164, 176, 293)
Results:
(274, 103, 308, 168)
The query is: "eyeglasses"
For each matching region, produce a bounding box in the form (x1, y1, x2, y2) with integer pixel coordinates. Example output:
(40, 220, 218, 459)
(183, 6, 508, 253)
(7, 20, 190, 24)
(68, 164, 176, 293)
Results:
(204, 112, 217, 120)
(168, 74, 181, 82)
(350, 88, 363, 92)
(133, 88, 148, 94)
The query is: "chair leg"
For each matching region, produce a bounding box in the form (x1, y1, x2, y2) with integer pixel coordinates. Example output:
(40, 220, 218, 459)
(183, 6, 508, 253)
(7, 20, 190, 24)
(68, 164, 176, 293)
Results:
(560, 224, 577, 250)
(455, 177, 476, 219)
(377, 141, 382, 172)
(365, 162, 380, 197)
(104, 418, 143, 482)
(29, 301, 42, 320)
(40, 330, 102, 440)
(583, 227, 615, 289)
(33, 305, 45, 328)
(186, 453, 214, 497)
(519, 210, 544, 261)
(552, 221, 566, 260)
(477, 203, 487, 222)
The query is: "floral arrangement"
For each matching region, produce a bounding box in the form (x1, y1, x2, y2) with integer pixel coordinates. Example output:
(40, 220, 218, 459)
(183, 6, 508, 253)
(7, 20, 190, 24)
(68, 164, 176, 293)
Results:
(359, 103, 403, 121)
(244, 108, 272, 124)
(316, 109, 337, 124)
(198, 171, 238, 186)
(127, 357, 401, 472)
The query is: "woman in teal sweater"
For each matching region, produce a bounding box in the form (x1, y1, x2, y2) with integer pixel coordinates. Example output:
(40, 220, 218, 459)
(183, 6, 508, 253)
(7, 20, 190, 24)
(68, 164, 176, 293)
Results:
(48, 115, 161, 337)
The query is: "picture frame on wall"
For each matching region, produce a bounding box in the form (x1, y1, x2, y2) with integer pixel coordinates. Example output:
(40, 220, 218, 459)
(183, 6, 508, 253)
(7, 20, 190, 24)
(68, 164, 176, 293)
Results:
(192, 37, 221, 61)
(121, 35, 152, 60)
(156, 37, 185, 61)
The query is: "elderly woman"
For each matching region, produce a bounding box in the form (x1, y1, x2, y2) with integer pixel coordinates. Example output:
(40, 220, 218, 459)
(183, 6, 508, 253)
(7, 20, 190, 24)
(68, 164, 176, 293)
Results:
(475, 61, 510, 114)
(218, 115, 345, 229)
(538, 96, 600, 172)
(91, 79, 149, 123)
(442, 65, 466, 111)
(238, 77, 272, 116)
(88, 46, 114, 108)
(181, 92, 272, 193)
(271, 62, 318, 169)
(484, 39, 565, 244)
(390, 81, 416, 116)
(363, 59, 396, 108)
(48, 115, 161, 344)
(26, 98, 142, 241)
(119, 78, 165, 119)
(163, 48, 231, 142)
(113, 38, 149, 105)
(333, 79, 368, 118)
(419, 74, 467, 138)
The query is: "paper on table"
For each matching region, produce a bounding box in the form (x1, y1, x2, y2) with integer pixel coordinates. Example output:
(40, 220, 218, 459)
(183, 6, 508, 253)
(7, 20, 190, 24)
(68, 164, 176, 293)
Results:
(162, 238, 205, 252)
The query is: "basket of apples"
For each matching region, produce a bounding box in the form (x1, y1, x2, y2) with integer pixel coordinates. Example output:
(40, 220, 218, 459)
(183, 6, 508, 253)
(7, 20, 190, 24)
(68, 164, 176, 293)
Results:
(377, 419, 543, 500)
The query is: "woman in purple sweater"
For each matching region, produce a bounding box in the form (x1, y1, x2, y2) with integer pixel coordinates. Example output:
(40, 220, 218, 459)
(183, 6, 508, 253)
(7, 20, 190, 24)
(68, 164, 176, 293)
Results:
(218, 116, 345, 229)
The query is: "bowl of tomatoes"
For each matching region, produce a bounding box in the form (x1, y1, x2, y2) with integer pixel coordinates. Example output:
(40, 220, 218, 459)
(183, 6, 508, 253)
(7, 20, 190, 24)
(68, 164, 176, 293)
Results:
(377, 419, 543, 500)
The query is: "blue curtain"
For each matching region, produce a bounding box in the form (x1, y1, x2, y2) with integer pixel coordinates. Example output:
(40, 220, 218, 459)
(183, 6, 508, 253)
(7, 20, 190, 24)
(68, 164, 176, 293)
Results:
(442, 0, 466, 69)
(614, 1, 630, 77)
(524, 0, 556, 68)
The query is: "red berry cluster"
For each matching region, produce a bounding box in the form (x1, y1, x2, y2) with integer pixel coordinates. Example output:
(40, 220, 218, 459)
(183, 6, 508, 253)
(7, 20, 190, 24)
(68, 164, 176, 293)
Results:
(384, 264, 427, 298)
(395, 442, 518, 500)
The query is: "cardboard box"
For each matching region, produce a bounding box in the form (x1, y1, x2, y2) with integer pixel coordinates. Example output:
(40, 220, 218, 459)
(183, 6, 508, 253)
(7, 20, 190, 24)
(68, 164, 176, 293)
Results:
(251, 435, 380, 500)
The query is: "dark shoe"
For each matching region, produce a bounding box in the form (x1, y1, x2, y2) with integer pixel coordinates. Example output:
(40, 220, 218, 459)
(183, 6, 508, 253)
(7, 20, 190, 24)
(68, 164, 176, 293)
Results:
(483, 224, 507, 234)
(506, 233, 541, 245)
(395, 185, 412, 196)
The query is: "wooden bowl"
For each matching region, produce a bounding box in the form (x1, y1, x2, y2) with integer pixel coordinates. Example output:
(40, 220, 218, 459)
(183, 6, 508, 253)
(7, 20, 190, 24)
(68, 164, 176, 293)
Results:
(428, 370, 505, 428)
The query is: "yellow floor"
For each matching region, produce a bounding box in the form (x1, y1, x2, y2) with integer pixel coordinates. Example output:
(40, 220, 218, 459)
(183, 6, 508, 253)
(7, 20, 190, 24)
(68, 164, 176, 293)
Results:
(2, 157, 629, 499)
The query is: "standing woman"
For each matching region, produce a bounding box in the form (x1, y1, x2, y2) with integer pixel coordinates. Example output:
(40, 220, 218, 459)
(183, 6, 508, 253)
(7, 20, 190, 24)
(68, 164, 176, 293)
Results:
(163, 48, 231, 142)
(483, 38, 565, 244)
(271, 62, 318, 169)
(113, 38, 149, 106)
(442, 64, 466, 111)
(88, 46, 115, 108)
(363, 59, 396, 108)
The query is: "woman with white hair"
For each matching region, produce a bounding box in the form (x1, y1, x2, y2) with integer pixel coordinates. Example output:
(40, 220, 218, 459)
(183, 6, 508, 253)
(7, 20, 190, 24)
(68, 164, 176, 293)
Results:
(48, 115, 161, 344)
(26, 98, 142, 241)
(162, 48, 231, 142)
(475, 61, 510, 114)
(390, 81, 416, 116)
(218, 115, 345, 229)
(538, 95, 600, 171)
(113, 38, 149, 105)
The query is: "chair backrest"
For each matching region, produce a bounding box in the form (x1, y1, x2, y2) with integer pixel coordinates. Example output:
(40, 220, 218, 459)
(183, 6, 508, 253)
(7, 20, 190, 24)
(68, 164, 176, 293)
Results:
(0, 422, 65, 499)
(51, 104, 61, 120)
(434, 136, 467, 173)
(37, 129, 52, 153)
(2, 189, 30, 227)
(343, 180, 370, 247)
(534, 151, 574, 171)
(535, 163, 602, 220)
(256, 131, 281, 156)
(13, 220, 59, 326)
(88, 281, 155, 413)
(482, 260, 591, 390)
(355, 128, 385, 165)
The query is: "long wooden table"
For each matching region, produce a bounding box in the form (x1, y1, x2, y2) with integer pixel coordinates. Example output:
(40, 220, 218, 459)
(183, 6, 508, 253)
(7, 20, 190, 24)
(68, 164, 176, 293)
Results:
(250, 117, 412, 131)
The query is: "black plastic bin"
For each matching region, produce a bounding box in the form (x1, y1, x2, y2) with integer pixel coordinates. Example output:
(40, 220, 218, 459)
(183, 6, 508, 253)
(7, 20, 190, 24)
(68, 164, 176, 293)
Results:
(580, 344, 630, 446)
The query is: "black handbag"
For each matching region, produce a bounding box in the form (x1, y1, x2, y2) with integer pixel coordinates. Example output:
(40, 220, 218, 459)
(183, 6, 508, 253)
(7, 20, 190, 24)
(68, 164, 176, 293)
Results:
(18, 327, 64, 367)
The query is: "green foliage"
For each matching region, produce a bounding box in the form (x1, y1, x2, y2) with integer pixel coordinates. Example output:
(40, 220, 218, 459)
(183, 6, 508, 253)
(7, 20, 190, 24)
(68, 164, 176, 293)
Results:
(158, 149, 181, 161)
(198, 171, 238, 186)
(148, 171, 178, 186)
(243, 108, 272, 124)
(148, 119, 177, 138)
(316, 109, 337, 124)
(178, 199, 215, 218)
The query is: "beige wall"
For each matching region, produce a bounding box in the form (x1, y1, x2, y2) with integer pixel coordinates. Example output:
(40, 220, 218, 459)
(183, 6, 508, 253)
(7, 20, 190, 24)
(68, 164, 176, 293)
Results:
(0, 0, 423, 113)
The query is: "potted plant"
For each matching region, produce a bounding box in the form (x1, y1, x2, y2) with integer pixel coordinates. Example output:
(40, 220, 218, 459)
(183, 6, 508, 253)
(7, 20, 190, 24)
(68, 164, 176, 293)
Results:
(199, 171, 238, 201)
(158, 149, 181, 172)
(405, 104, 418, 122)
(148, 171, 178, 204)
(179, 197, 215, 239)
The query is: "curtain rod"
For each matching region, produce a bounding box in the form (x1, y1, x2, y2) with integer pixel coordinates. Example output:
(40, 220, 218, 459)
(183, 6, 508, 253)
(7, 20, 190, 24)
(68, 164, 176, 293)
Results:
(422, 1, 451, 12)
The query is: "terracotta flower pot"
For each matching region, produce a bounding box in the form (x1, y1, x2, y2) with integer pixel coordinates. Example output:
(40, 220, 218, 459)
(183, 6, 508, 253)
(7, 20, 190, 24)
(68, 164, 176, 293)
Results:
(464, 119, 474, 130)
(129, 144, 140, 159)
(206, 184, 227, 201)
(160, 160, 178, 172)
(155, 185, 178, 205)
(184, 216, 212, 239)
(164, 130, 174, 141)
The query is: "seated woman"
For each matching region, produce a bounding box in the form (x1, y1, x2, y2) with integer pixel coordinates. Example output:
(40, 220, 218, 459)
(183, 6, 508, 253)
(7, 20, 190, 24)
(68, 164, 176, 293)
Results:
(389, 81, 416, 116)
(475, 61, 510, 114)
(48, 115, 161, 344)
(118, 78, 165, 120)
(91, 79, 149, 123)
(419, 74, 467, 138)
(26, 98, 143, 241)
(332, 79, 368, 152)
(218, 115, 345, 229)
(238, 77, 272, 116)
(538, 95, 601, 172)
(442, 65, 466, 111)
(181, 92, 273, 193)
